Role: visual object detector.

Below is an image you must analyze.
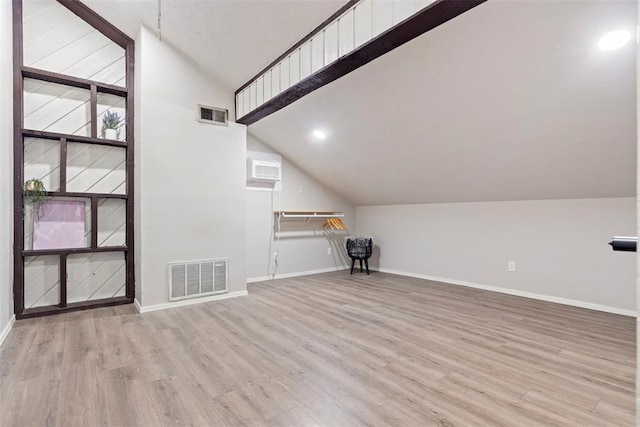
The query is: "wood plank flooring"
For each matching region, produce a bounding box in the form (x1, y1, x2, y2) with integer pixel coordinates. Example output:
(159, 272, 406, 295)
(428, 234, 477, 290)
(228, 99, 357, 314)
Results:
(0, 271, 635, 426)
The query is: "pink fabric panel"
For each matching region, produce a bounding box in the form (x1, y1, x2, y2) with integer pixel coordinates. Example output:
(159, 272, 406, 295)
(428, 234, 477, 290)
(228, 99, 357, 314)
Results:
(33, 201, 86, 250)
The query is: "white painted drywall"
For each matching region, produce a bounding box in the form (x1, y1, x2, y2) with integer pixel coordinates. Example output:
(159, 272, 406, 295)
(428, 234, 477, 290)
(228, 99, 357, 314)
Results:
(246, 134, 355, 281)
(636, 1, 640, 419)
(357, 198, 636, 313)
(0, 0, 14, 337)
(137, 26, 246, 307)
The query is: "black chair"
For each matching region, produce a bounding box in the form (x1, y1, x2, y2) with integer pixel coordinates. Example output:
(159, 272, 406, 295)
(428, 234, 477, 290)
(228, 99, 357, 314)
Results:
(346, 237, 373, 275)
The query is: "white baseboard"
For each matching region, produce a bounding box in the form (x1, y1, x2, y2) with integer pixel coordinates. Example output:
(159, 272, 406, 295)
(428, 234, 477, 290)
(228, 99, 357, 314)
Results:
(374, 268, 637, 317)
(137, 291, 248, 314)
(0, 315, 16, 348)
(134, 298, 142, 313)
(247, 265, 349, 284)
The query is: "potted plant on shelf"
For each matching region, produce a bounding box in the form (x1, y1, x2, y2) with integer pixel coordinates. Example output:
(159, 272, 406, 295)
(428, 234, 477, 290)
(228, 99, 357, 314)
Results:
(23, 178, 47, 220)
(101, 110, 124, 140)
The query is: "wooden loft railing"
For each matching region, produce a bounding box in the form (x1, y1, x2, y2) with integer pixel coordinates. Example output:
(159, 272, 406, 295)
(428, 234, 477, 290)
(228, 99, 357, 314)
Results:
(235, 0, 487, 125)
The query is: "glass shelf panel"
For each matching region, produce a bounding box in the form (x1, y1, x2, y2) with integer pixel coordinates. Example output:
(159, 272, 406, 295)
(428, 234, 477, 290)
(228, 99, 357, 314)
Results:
(24, 137, 60, 192)
(24, 255, 60, 308)
(23, 78, 91, 137)
(98, 199, 126, 247)
(67, 252, 126, 303)
(66, 142, 126, 194)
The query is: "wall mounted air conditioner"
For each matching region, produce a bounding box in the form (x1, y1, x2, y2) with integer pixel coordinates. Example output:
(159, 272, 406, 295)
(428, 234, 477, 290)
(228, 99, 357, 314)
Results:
(247, 158, 281, 182)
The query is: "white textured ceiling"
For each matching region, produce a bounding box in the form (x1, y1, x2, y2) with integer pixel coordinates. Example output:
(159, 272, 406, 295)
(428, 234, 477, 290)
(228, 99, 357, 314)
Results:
(249, 0, 637, 205)
(81, 0, 348, 89)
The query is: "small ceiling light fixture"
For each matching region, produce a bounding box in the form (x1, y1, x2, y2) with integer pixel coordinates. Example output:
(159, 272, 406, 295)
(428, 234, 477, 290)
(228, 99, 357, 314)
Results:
(313, 130, 327, 140)
(598, 30, 631, 51)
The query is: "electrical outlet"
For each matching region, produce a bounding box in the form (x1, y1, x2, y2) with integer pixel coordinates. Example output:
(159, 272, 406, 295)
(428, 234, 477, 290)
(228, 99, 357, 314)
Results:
(508, 261, 516, 272)
(327, 247, 332, 256)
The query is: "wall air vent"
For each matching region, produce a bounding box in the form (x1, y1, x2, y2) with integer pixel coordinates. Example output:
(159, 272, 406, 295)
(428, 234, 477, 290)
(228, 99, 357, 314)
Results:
(169, 259, 228, 301)
(247, 158, 281, 183)
(198, 104, 228, 126)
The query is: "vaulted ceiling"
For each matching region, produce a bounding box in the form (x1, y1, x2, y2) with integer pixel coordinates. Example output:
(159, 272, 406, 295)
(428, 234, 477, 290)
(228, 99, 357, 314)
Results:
(249, 0, 637, 205)
(82, 0, 636, 206)
(81, 0, 348, 89)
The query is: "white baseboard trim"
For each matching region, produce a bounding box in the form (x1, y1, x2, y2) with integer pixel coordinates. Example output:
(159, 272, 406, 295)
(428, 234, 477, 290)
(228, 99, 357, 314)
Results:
(137, 291, 248, 314)
(247, 265, 349, 284)
(134, 298, 142, 313)
(374, 268, 637, 317)
(0, 315, 16, 348)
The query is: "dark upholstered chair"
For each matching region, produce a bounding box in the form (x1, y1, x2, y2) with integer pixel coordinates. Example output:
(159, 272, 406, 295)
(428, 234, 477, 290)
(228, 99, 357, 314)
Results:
(346, 237, 373, 275)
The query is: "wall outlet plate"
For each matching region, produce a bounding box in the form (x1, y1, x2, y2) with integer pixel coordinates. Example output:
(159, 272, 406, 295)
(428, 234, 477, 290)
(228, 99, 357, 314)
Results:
(508, 261, 516, 272)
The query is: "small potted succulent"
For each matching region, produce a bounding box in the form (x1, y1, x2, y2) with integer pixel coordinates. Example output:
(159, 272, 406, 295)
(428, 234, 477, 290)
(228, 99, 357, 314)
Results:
(23, 178, 47, 219)
(101, 110, 124, 140)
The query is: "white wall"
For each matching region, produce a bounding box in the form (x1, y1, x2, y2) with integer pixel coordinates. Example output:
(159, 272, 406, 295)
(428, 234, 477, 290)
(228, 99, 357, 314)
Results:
(137, 26, 246, 307)
(357, 198, 636, 314)
(636, 2, 640, 418)
(0, 0, 14, 338)
(246, 134, 355, 281)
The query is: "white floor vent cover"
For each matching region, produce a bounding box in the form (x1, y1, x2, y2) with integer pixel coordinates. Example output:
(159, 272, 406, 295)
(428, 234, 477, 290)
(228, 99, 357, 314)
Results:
(169, 259, 228, 301)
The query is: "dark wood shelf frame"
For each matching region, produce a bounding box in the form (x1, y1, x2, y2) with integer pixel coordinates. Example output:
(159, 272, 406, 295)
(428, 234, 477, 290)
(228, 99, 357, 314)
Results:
(20, 296, 131, 319)
(13, 0, 136, 320)
(22, 66, 127, 96)
(23, 246, 127, 257)
(45, 191, 127, 199)
(22, 129, 128, 147)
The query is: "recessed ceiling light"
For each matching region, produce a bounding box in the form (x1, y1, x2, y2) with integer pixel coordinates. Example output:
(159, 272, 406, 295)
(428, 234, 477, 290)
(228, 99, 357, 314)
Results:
(598, 30, 631, 51)
(313, 130, 327, 140)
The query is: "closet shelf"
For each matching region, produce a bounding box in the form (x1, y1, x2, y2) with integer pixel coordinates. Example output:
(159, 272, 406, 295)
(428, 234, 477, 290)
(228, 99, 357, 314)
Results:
(275, 211, 344, 219)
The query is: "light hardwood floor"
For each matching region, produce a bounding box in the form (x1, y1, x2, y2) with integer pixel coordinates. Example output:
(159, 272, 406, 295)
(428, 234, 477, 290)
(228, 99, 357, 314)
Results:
(0, 271, 635, 426)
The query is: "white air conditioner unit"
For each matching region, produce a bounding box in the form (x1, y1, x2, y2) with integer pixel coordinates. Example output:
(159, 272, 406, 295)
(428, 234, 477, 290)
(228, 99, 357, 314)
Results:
(247, 158, 281, 182)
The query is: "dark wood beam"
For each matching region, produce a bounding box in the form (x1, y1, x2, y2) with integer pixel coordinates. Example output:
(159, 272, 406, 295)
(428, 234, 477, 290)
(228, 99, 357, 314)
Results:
(236, 0, 487, 126)
(57, 0, 132, 48)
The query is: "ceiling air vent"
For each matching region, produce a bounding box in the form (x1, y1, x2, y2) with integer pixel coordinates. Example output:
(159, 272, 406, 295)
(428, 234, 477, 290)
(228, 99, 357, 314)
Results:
(169, 259, 228, 301)
(198, 104, 228, 126)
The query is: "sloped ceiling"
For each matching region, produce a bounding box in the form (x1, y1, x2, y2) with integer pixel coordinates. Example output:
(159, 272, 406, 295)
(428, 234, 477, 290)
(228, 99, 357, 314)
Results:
(81, 0, 348, 89)
(249, 0, 637, 206)
(81, 0, 636, 207)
